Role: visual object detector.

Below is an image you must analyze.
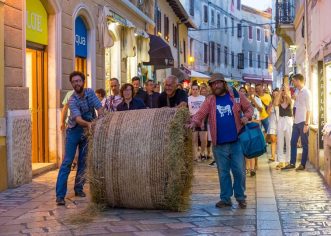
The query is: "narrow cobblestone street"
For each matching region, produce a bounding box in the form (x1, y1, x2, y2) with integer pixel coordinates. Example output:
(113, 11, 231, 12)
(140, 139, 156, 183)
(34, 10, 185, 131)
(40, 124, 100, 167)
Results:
(0, 155, 331, 236)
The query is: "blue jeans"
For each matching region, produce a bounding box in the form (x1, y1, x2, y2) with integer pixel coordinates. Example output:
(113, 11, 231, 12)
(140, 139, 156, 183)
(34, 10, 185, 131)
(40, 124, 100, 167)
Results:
(56, 126, 88, 198)
(261, 117, 270, 133)
(213, 141, 246, 202)
(290, 122, 309, 166)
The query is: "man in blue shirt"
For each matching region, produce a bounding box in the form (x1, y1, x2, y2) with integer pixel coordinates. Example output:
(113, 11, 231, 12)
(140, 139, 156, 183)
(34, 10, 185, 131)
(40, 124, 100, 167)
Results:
(189, 73, 253, 209)
(56, 71, 103, 205)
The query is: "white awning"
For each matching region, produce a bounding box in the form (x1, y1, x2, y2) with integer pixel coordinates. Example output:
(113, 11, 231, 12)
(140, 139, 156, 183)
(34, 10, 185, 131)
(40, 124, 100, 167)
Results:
(189, 70, 210, 79)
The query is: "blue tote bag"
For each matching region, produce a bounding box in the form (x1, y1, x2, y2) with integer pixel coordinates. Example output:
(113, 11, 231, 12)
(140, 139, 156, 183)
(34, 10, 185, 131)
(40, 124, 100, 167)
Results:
(238, 122, 266, 159)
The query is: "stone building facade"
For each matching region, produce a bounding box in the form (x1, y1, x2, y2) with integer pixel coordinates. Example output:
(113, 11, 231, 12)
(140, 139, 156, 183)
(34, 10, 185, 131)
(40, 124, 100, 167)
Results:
(241, 4, 273, 87)
(180, 0, 243, 81)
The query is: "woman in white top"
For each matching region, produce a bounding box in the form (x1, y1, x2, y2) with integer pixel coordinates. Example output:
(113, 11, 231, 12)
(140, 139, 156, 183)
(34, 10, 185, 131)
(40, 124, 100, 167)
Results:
(267, 89, 280, 163)
(188, 84, 207, 161)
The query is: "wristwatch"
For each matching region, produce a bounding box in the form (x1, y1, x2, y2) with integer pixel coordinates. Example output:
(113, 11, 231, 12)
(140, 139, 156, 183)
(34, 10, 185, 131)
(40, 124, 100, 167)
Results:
(304, 123, 309, 126)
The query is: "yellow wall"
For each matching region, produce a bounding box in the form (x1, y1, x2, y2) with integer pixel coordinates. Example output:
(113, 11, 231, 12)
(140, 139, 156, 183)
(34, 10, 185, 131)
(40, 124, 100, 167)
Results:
(0, 0, 8, 191)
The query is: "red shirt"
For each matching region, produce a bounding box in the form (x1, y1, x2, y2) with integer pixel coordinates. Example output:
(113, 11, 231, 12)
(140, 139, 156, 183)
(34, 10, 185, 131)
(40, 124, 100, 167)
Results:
(191, 89, 253, 146)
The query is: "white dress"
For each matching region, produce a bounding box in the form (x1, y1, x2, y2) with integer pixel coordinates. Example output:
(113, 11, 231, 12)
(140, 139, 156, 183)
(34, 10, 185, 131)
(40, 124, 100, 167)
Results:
(267, 106, 279, 135)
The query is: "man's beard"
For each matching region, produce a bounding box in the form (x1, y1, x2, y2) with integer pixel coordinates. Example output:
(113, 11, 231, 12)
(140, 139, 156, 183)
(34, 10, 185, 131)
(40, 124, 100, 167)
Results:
(212, 87, 227, 96)
(74, 85, 84, 94)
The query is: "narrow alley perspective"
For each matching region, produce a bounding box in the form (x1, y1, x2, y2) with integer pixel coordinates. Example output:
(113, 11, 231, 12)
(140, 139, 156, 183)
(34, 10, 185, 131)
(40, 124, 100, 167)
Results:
(1, 0, 331, 235)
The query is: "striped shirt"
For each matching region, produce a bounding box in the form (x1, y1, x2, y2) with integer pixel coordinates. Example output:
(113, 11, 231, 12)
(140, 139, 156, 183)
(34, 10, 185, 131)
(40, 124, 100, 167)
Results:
(68, 88, 102, 128)
(191, 89, 253, 146)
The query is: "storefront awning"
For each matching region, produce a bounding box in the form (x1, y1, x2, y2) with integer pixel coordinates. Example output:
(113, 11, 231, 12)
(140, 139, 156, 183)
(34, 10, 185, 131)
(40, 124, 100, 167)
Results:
(143, 34, 174, 67)
(244, 76, 273, 84)
(181, 67, 210, 79)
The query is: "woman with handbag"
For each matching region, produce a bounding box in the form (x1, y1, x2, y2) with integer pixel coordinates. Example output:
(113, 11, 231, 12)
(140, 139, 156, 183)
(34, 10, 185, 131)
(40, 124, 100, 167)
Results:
(246, 86, 263, 176)
(266, 89, 280, 162)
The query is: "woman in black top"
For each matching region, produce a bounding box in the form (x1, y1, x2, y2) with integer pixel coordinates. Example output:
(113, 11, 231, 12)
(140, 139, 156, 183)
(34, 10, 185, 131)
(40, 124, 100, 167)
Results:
(117, 83, 146, 111)
(276, 85, 293, 169)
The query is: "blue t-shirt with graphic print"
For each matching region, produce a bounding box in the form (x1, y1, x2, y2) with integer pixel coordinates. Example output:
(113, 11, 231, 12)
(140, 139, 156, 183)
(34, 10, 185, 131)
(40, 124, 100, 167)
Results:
(216, 93, 238, 145)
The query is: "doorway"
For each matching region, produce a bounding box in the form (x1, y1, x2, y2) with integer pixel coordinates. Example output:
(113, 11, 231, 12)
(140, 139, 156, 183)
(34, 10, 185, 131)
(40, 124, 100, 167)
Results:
(75, 56, 87, 87)
(26, 47, 50, 172)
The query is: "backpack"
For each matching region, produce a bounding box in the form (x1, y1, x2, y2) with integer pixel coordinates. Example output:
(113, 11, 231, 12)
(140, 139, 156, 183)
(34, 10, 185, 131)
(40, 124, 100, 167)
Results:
(232, 87, 267, 159)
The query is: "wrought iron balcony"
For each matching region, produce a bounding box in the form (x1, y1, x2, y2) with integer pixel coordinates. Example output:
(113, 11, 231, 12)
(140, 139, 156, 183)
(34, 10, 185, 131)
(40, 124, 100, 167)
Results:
(275, 0, 295, 26)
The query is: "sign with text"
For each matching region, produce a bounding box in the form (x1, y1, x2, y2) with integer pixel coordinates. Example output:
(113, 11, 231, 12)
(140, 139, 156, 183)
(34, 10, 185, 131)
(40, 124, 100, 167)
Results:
(75, 17, 88, 58)
(26, 0, 48, 45)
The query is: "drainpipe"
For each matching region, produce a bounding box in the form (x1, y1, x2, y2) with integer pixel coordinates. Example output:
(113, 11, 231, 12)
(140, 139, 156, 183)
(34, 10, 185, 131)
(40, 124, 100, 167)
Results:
(0, 0, 8, 191)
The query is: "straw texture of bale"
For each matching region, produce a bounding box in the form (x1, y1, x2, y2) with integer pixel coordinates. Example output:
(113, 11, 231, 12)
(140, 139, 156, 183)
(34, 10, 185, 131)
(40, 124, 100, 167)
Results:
(88, 107, 193, 211)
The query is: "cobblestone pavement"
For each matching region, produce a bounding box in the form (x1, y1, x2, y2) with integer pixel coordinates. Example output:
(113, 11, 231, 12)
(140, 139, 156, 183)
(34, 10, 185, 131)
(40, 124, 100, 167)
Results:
(0, 155, 330, 236)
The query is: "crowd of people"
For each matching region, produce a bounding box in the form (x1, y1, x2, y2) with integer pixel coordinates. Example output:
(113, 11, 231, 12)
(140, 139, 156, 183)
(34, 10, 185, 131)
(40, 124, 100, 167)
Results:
(55, 70, 311, 210)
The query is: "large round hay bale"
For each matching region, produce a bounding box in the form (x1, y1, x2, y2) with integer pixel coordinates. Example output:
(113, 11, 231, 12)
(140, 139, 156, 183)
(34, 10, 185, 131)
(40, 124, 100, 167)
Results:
(88, 107, 193, 211)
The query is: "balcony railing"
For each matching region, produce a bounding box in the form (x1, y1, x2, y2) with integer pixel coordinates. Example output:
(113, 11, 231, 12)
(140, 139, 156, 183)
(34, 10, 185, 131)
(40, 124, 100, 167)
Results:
(275, 0, 296, 26)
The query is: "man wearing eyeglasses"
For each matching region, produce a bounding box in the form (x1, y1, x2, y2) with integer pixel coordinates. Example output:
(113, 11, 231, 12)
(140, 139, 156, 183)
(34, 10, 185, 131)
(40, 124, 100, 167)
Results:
(55, 71, 104, 206)
(188, 73, 253, 209)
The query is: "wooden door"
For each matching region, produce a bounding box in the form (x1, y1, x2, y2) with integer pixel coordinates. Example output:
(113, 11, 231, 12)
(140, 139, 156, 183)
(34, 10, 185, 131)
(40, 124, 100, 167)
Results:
(26, 48, 49, 163)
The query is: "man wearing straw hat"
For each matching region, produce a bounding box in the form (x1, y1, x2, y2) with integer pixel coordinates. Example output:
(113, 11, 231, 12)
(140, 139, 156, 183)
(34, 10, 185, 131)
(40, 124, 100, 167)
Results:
(188, 73, 253, 209)
(55, 71, 104, 206)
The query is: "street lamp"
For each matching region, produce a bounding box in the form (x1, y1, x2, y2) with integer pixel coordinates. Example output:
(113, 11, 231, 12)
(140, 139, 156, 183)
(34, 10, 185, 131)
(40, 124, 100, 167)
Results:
(189, 56, 195, 69)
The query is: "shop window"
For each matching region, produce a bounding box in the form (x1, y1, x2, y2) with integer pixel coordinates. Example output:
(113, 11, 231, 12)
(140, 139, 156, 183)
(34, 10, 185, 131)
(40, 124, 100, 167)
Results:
(157, 8, 162, 35)
(217, 44, 221, 65)
(210, 41, 215, 64)
(231, 51, 234, 68)
(189, 0, 195, 16)
(264, 29, 269, 42)
(164, 15, 169, 42)
(257, 28, 261, 42)
(238, 53, 244, 69)
(237, 23, 242, 37)
(204, 43, 208, 64)
(173, 24, 177, 47)
(183, 40, 187, 63)
(249, 51, 253, 67)
(248, 26, 252, 39)
(211, 9, 215, 25)
(217, 13, 221, 28)
(231, 18, 234, 36)
(203, 5, 208, 23)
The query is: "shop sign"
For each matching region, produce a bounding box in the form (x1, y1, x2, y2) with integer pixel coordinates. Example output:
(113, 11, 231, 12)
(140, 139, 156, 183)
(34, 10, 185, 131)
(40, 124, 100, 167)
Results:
(75, 17, 88, 58)
(26, 0, 48, 45)
(318, 61, 325, 149)
(107, 8, 128, 25)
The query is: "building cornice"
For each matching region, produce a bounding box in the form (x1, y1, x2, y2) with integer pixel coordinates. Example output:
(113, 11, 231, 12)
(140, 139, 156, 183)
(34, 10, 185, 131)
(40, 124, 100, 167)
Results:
(119, 0, 155, 26)
(166, 0, 197, 29)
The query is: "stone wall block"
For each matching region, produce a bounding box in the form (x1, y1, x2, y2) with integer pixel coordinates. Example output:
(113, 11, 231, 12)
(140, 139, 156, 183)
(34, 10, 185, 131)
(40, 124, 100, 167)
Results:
(6, 111, 32, 188)
(4, 67, 23, 87)
(4, 25, 22, 49)
(4, 47, 23, 68)
(5, 87, 29, 110)
(4, 4, 22, 29)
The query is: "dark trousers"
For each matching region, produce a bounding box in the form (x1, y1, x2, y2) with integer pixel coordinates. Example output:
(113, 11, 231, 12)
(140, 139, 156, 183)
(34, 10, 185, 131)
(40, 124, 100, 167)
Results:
(290, 122, 309, 166)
